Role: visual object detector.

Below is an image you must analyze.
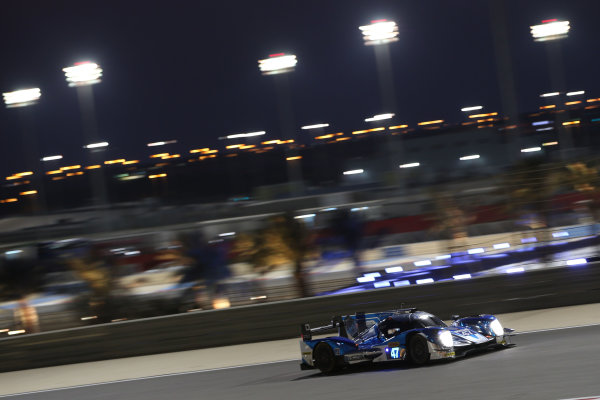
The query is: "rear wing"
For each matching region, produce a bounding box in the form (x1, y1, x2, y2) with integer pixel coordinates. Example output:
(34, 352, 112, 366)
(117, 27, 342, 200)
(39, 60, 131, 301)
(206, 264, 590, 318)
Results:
(300, 316, 347, 341)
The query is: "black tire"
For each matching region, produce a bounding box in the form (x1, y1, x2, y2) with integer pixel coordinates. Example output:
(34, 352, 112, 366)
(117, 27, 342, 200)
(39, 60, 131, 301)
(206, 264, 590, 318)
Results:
(408, 335, 430, 365)
(313, 343, 337, 374)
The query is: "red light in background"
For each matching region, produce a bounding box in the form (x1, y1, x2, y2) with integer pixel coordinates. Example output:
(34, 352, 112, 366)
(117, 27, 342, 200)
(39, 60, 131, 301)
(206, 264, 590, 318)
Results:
(371, 19, 387, 23)
(269, 53, 285, 58)
(542, 19, 558, 23)
(74, 61, 91, 65)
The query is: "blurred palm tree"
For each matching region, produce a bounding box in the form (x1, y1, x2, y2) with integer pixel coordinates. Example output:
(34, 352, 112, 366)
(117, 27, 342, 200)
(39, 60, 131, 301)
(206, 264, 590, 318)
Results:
(0, 258, 43, 333)
(233, 213, 312, 297)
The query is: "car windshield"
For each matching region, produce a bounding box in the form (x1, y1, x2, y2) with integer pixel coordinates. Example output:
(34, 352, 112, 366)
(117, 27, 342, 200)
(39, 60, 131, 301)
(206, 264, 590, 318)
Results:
(416, 314, 447, 328)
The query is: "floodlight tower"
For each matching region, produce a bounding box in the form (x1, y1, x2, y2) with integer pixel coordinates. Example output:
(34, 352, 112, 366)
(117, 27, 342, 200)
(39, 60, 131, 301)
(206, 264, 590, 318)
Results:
(530, 19, 573, 159)
(359, 19, 405, 188)
(258, 53, 303, 196)
(63, 61, 109, 210)
(2, 88, 46, 213)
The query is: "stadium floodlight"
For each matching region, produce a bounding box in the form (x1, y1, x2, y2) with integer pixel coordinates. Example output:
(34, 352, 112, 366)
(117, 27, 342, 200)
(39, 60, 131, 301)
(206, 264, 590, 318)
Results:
(460, 154, 480, 161)
(530, 19, 570, 42)
(359, 19, 399, 46)
(258, 53, 297, 75)
(2, 88, 41, 108)
(399, 162, 420, 168)
(540, 92, 560, 97)
(147, 140, 177, 147)
(301, 123, 329, 130)
(63, 61, 103, 87)
(461, 106, 483, 112)
(521, 147, 542, 153)
(365, 113, 394, 122)
(566, 90, 585, 96)
(41, 155, 63, 161)
(84, 142, 109, 149)
(222, 131, 266, 140)
(343, 169, 364, 175)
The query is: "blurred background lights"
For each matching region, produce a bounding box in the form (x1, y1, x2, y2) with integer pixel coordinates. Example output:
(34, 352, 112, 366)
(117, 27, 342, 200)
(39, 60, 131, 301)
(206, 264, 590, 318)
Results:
(530, 19, 570, 41)
(2, 88, 41, 108)
(359, 19, 399, 46)
(258, 53, 297, 75)
(63, 61, 103, 87)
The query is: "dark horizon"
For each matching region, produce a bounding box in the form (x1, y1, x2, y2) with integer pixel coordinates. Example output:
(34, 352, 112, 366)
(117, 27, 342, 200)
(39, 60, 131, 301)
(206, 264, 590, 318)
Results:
(1, 0, 599, 175)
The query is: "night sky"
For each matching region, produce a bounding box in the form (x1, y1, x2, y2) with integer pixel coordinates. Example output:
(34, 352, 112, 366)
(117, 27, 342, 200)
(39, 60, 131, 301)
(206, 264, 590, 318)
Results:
(1, 0, 599, 175)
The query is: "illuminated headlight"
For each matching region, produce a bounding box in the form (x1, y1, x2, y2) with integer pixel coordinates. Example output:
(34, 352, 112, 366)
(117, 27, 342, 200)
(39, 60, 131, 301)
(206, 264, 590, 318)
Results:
(439, 331, 453, 348)
(489, 319, 503, 336)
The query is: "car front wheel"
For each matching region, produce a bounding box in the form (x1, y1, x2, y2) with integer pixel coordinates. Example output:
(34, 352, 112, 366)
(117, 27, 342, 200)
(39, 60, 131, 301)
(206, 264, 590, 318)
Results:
(408, 335, 430, 365)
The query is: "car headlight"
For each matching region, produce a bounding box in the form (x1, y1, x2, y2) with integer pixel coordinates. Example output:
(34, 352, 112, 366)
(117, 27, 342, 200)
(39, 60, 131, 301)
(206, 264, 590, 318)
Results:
(438, 330, 453, 348)
(489, 319, 503, 336)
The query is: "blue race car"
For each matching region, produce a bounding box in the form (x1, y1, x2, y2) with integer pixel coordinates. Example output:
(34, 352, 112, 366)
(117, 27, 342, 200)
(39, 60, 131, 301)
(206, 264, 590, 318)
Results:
(299, 308, 514, 373)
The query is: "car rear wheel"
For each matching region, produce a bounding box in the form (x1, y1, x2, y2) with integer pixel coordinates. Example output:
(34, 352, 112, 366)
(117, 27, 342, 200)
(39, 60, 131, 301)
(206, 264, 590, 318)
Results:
(313, 343, 337, 374)
(408, 335, 430, 365)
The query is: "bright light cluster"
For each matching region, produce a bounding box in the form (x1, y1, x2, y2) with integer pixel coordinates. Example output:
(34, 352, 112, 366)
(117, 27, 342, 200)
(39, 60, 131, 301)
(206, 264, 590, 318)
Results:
(63, 62, 103, 87)
(225, 131, 266, 139)
(2, 88, 41, 108)
(530, 20, 570, 42)
(365, 113, 394, 122)
(359, 19, 399, 46)
(258, 54, 297, 75)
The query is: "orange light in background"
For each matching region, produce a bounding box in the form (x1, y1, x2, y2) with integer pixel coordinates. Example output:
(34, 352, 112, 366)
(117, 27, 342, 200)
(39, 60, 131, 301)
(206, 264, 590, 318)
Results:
(565, 101, 582, 106)
(461, 121, 476, 126)
(52, 176, 65, 181)
(286, 156, 302, 161)
(280, 139, 294, 144)
(86, 165, 101, 170)
(46, 170, 63, 175)
(388, 125, 408, 129)
(204, 149, 218, 154)
(19, 190, 37, 196)
(542, 141, 559, 146)
(585, 105, 600, 110)
(226, 144, 243, 149)
(352, 129, 367, 135)
(240, 145, 256, 149)
(1, 198, 18, 203)
(418, 119, 444, 126)
(161, 154, 180, 159)
(540, 105, 556, 110)
(586, 98, 600, 102)
(352, 127, 385, 134)
(562, 120, 580, 126)
(15, 171, 33, 177)
(476, 118, 496, 123)
(150, 153, 169, 158)
(225, 154, 238, 158)
(66, 171, 84, 177)
(148, 173, 167, 179)
(60, 165, 81, 171)
(5, 176, 19, 180)
(262, 140, 280, 145)
(104, 159, 126, 165)
(315, 134, 334, 140)
(336, 137, 350, 141)
(154, 162, 169, 167)
(190, 148, 210, 153)
(123, 160, 139, 165)
(468, 113, 497, 119)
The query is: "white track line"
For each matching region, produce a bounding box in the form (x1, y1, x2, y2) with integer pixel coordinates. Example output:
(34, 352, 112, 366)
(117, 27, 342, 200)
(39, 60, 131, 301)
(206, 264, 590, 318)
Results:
(515, 322, 600, 335)
(0, 359, 298, 398)
(3, 323, 600, 398)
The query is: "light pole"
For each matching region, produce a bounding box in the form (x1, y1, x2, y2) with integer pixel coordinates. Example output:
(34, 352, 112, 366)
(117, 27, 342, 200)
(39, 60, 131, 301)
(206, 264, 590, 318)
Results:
(258, 53, 303, 196)
(2, 88, 46, 214)
(219, 131, 266, 196)
(359, 19, 404, 189)
(63, 61, 109, 210)
(530, 19, 573, 159)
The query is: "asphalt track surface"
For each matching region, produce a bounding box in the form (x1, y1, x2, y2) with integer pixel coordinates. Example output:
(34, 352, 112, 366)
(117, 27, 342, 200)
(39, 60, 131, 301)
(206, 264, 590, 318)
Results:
(4, 325, 600, 400)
